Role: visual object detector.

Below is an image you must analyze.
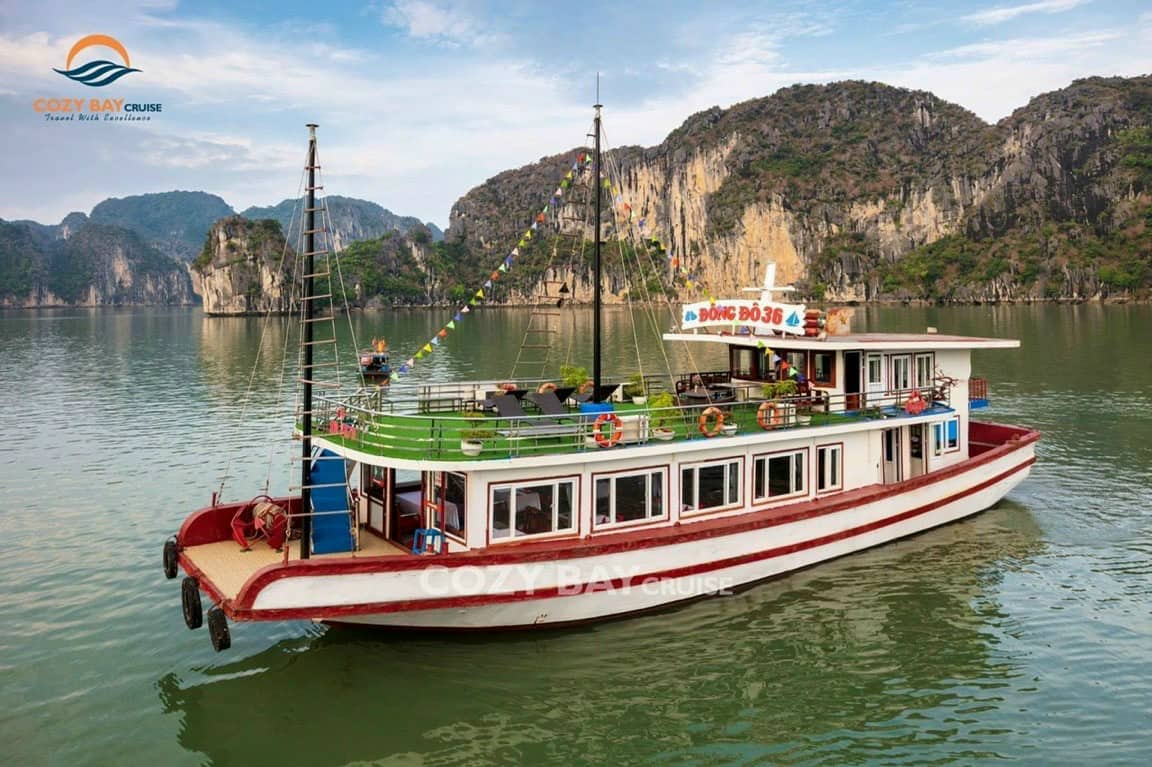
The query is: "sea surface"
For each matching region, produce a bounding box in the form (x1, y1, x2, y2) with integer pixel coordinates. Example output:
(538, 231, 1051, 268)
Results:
(0, 304, 1149, 766)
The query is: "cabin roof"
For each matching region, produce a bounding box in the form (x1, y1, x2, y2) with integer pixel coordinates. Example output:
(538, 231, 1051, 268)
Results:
(662, 331, 1020, 351)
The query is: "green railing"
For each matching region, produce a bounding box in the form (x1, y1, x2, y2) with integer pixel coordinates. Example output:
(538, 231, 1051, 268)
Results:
(303, 377, 955, 462)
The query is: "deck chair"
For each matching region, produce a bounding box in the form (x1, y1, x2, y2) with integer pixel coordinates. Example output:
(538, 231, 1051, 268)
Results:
(526, 390, 573, 418)
(572, 383, 621, 404)
(492, 391, 581, 439)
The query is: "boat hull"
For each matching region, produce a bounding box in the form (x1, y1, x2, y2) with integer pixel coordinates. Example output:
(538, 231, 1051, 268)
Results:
(212, 425, 1036, 629)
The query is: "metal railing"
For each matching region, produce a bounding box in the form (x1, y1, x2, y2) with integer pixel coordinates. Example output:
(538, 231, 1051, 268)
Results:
(301, 376, 960, 462)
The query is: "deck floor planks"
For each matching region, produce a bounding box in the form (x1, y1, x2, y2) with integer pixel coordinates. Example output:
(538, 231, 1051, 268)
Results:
(184, 529, 407, 600)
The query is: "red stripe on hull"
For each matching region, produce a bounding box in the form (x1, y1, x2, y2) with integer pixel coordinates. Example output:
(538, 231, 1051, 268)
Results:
(226, 452, 1034, 622)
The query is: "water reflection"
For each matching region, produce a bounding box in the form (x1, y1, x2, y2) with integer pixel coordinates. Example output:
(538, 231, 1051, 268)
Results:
(160, 504, 1042, 767)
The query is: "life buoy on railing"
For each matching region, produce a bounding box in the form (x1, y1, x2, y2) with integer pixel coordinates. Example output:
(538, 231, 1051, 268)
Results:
(592, 413, 623, 447)
(578, 379, 594, 395)
(537, 382, 558, 394)
(757, 401, 783, 430)
(698, 406, 724, 437)
(904, 389, 927, 415)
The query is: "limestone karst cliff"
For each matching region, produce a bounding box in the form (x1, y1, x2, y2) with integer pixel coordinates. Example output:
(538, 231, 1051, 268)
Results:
(446, 76, 1152, 303)
(190, 217, 292, 315)
(0, 218, 195, 307)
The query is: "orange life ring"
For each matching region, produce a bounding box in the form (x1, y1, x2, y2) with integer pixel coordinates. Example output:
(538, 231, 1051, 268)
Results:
(757, 401, 783, 430)
(537, 382, 558, 394)
(698, 406, 724, 437)
(904, 389, 926, 415)
(592, 413, 623, 447)
(578, 379, 594, 395)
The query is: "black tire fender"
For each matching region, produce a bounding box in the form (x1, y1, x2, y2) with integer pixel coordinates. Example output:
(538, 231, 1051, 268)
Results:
(181, 576, 203, 630)
(162, 539, 178, 580)
(207, 607, 231, 652)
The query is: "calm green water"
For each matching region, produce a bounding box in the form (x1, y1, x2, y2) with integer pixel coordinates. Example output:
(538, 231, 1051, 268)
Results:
(1, 304, 1150, 766)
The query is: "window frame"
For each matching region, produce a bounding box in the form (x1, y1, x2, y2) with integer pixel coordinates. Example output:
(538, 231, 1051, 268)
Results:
(816, 443, 844, 494)
(593, 465, 669, 531)
(932, 417, 961, 456)
(811, 351, 836, 387)
(431, 470, 468, 542)
(487, 475, 579, 544)
(752, 447, 809, 504)
(729, 346, 760, 380)
(890, 354, 912, 394)
(914, 353, 934, 390)
(680, 456, 744, 517)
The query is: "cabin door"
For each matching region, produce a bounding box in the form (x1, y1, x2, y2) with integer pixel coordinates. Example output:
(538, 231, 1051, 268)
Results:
(363, 465, 387, 536)
(844, 351, 862, 410)
(908, 424, 927, 478)
(882, 428, 902, 484)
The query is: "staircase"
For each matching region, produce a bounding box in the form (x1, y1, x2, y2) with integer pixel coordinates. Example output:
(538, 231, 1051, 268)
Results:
(307, 448, 355, 554)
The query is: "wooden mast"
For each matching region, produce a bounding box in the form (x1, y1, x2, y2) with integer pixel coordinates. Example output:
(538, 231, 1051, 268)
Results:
(299, 123, 318, 560)
(592, 86, 603, 402)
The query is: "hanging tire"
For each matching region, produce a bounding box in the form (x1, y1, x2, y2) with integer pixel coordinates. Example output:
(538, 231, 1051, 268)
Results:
(181, 577, 203, 630)
(162, 539, 178, 579)
(207, 607, 231, 652)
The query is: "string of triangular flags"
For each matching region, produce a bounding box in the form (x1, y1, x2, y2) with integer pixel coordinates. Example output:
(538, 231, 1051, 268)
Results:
(388, 151, 595, 382)
(601, 177, 712, 298)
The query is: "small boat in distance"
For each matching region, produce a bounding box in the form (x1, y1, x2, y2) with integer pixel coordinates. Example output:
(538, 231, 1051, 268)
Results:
(162, 113, 1038, 652)
(359, 338, 391, 382)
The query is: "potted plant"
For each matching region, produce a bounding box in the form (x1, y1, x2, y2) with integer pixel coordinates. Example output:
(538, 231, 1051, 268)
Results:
(623, 373, 647, 404)
(762, 380, 801, 426)
(560, 364, 591, 399)
(648, 391, 677, 440)
(459, 411, 494, 456)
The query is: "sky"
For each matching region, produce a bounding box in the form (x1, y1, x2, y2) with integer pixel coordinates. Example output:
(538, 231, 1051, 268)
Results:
(1, 0, 1149, 228)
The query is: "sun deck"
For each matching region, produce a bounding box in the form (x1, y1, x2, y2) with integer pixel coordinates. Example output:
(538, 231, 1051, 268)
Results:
(307, 374, 978, 464)
(183, 532, 407, 600)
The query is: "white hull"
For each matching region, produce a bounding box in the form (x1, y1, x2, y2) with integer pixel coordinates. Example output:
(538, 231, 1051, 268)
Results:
(245, 441, 1033, 629)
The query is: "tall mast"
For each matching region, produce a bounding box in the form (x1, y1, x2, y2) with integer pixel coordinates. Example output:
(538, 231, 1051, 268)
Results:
(592, 91, 603, 402)
(299, 123, 318, 560)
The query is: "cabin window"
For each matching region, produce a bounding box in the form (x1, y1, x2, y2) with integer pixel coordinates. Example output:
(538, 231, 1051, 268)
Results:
(595, 469, 666, 527)
(783, 351, 807, 379)
(432, 471, 467, 537)
(932, 417, 960, 455)
(915, 353, 934, 390)
(490, 478, 576, 539)
(681, 459, 742, 513)
(812, 352, 835, 386)
(866, 354, 883, 388)
(891, 355, 912, 393)
(816, 445, 842, 493)
(753, 450, 806, 501)
(731, 347, 758, 379)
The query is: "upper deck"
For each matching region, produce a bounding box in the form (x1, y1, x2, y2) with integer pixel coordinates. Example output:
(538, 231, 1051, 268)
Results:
(663, 331, 1021, 351)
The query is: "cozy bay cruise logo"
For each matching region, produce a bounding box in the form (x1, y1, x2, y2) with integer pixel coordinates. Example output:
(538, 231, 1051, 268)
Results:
(34, 34, 163, 122)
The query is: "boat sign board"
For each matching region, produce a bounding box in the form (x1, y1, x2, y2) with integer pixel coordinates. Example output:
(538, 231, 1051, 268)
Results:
(681, 300, 808, 335)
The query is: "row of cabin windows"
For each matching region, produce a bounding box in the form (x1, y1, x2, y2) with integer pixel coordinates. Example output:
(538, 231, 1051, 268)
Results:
(731, 348, 836, 386)
(873, 353, 936, 392)
(486, 446, 846, 540)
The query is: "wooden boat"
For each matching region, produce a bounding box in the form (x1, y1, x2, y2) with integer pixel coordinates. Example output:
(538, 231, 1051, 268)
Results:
(162, 114, 1038, 651)
(358, 338, 391, 382)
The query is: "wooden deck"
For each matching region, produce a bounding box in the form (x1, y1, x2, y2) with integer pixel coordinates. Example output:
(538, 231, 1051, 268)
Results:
(183, 529, 407, 600)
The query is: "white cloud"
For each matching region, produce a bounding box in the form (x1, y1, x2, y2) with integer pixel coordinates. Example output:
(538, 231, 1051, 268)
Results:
(963, 0, 1087, 26)
(379, 0, 500, 48)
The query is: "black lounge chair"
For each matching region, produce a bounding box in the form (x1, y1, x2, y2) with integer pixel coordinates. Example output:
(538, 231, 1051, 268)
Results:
(491, 391, 583, 439)
(526, 390, 573, 418)
(572, 383, 620, 404)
